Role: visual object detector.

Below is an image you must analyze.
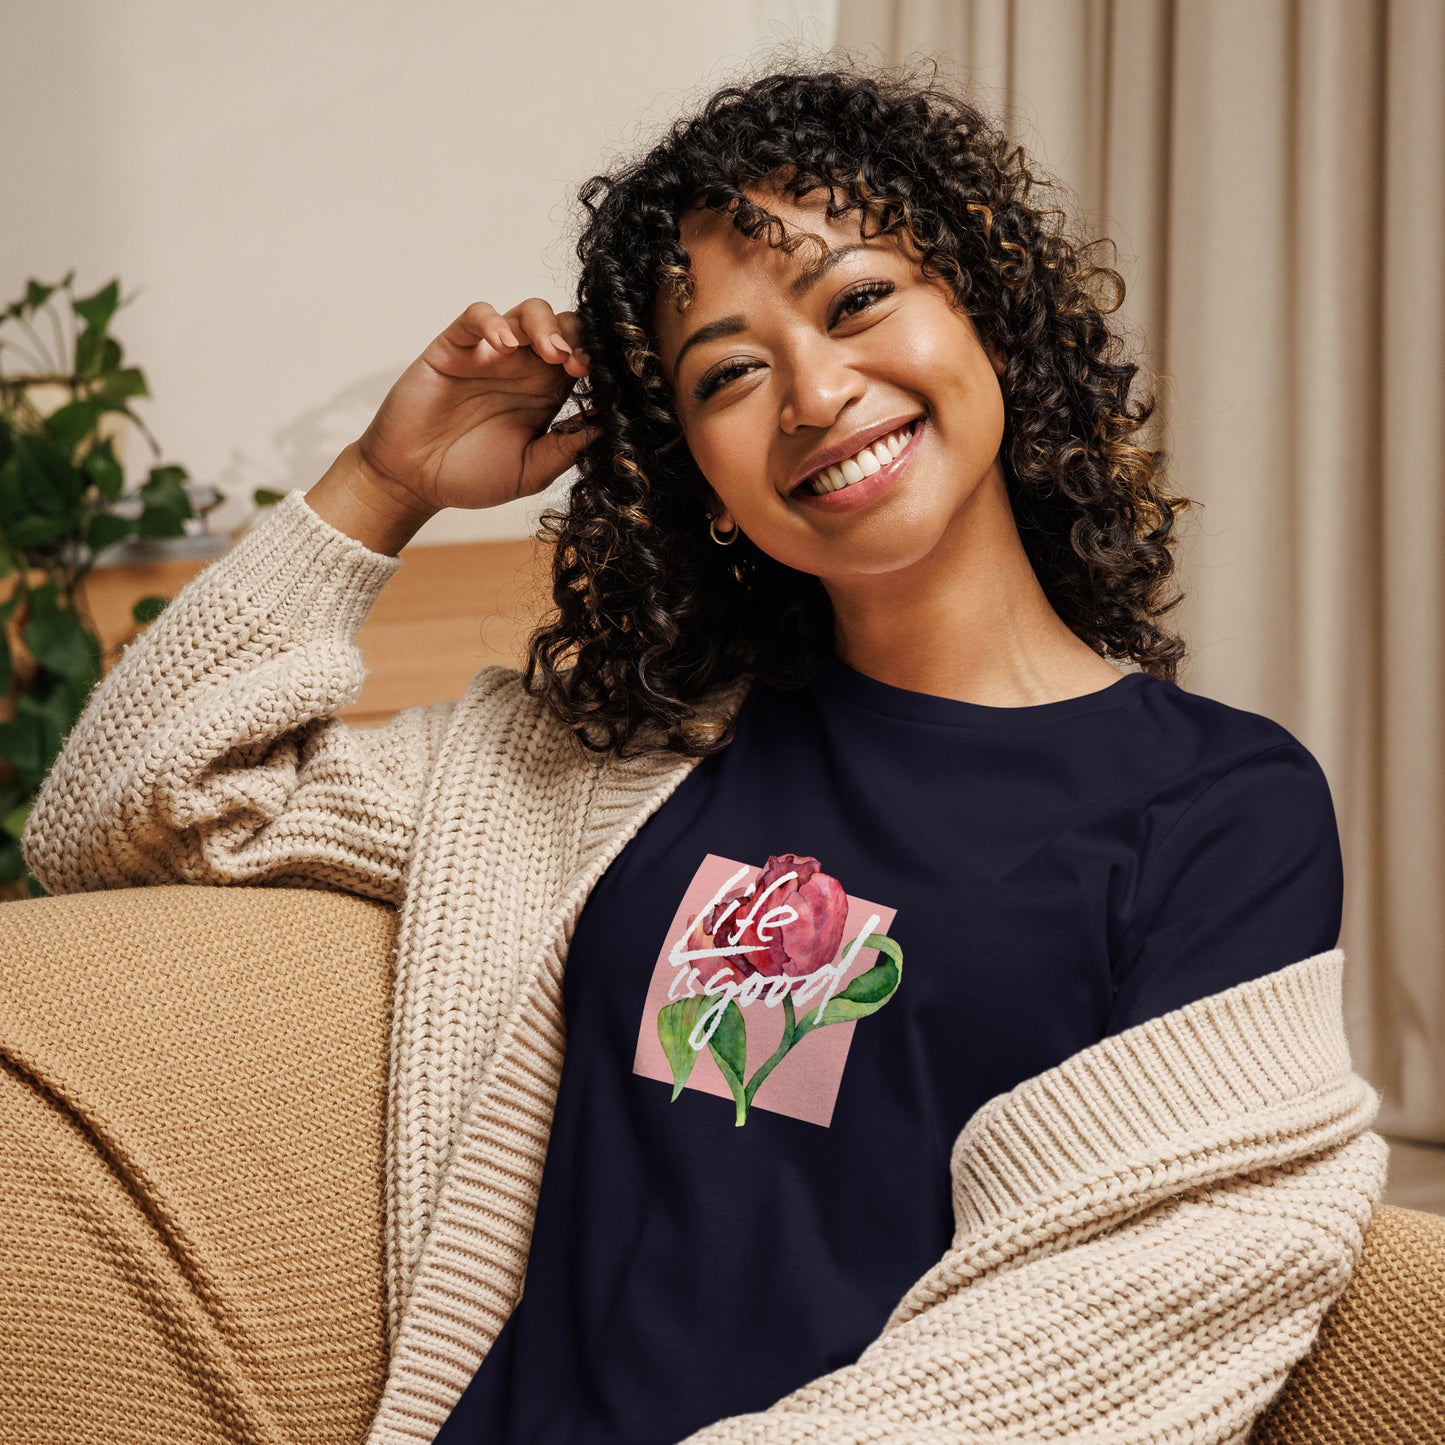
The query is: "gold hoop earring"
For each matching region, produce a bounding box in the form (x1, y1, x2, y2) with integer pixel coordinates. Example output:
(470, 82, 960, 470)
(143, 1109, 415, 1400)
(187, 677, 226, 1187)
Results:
(709, 515, 739, 546)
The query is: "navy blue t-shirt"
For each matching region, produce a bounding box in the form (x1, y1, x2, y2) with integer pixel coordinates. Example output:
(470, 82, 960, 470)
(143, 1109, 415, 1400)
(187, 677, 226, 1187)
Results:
(434, 655, 1343, 1445)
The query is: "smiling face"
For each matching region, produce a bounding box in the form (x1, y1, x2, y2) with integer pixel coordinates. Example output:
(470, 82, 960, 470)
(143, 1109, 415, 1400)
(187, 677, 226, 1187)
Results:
(651, 182, 1010, 590)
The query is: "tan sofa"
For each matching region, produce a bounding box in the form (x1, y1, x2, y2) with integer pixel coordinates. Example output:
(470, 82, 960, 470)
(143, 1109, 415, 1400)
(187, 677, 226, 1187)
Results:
(2, 883, 1442, 1444)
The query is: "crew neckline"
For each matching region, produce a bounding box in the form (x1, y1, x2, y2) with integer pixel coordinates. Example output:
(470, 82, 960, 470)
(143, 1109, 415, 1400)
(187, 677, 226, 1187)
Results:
(810, 651, 1151, 727)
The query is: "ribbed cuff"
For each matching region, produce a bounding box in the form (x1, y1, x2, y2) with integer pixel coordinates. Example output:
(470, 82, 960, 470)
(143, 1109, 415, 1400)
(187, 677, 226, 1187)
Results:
(950, 947, 1365, 1231)
(213, 487, 404, 640)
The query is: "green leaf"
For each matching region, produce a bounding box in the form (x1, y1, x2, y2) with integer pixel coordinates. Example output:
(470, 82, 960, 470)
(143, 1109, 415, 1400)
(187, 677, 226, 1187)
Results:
(44, 399, 101, 453)
(658, 995, 709, 1100)
(82, 437, 125, 499)
(98, 366, 148, 401)
(0, 625, 10, 693)
(86, 510, 135, 552)
(5, 514, 73, 548)
(23, 279, 56, 314)
(73, 279, 120, 332)
(0, 836, 24, 884)
(138, 463, 192, 537)
(11, 663, 92, 752)
(2, 794, 31, 842)
(0, 455, 23, 522)
(806, 933, 904, 1030)
(22, 599, 101, 683)
(708, 1000, 751, 1125)
(253, 489, 285, 507)
(0, 712, 48, 784)
(13, 433, 84, 514)
(75, 324, 106, 377)
(132, 594, 169, 625)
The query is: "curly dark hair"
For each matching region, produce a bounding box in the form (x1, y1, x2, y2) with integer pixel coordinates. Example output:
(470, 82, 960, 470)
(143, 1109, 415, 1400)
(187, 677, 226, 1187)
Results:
(522, 53, 1196, 760)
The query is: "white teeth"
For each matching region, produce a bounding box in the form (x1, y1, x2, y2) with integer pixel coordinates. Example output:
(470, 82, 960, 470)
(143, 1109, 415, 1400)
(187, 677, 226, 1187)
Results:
(803, 422, 915, 495)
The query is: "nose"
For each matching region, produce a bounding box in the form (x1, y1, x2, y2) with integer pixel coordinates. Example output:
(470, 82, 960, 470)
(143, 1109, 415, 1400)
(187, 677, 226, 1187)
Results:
(777, 334, 866, 435)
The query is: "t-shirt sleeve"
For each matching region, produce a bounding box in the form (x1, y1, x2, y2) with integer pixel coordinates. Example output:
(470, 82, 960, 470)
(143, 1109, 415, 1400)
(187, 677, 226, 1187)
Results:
(1105, 738, 1344, 1035)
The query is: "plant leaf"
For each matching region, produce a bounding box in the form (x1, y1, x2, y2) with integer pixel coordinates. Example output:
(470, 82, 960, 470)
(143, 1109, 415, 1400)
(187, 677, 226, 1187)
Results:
(2, 795, 31, 843)
(22, 598, 101, 683)
(138, 463, 192, 536)
(131, 595, 169, 625)
(707, 1000, 750, 1124)
(23, 280, 55, 314)
(86, 511, 135, 553)
(5, 514, 73, 548)
(0, 714, 47, 785)
(73, 279, 120, 331)
(807, 933, 904, 1029)
(82, 438, 125, 500)
(44, 399, 101, 453)
(708, 999, 747, 1083)
(98, 366, 148, 401)
(13, 434, 84, 515)
(75, 325, 106, 377)
(658, 995, 709, 1100)
(0, 455, 22, 523)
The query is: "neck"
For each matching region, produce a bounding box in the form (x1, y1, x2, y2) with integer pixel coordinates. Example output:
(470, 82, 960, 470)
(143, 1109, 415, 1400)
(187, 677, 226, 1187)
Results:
(822, 467, 1118, 706)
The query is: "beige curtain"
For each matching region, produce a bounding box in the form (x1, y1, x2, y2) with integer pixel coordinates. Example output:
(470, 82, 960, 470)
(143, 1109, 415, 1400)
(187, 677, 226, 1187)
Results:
(834, 0, 1445, 1140)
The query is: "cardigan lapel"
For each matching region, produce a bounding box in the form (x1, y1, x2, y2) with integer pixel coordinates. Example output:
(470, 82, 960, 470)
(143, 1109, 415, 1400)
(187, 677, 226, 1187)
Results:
(879, 946, 1383, 1335)
(370, 671, 756, 1442)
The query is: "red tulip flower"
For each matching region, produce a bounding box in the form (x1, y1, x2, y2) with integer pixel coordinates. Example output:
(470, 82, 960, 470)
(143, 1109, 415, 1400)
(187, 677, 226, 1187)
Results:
(701, 853, 848, 981)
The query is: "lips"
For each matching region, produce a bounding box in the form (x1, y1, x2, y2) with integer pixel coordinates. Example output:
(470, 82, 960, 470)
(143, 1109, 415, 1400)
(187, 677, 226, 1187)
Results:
(791, 415, 925, 512)
(786, 414, 925, 496)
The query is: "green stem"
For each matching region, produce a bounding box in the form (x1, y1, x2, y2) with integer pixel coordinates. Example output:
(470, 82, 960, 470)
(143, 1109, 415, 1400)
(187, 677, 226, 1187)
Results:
(743, 991, 800, 1108)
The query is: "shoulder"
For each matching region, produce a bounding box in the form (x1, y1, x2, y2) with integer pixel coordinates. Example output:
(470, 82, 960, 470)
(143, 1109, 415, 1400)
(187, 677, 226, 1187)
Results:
(1127, 674, 1335, 824)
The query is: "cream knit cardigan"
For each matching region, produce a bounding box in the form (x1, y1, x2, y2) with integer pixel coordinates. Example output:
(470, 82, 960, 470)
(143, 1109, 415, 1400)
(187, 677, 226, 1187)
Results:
(22, 489, 1389, 1445)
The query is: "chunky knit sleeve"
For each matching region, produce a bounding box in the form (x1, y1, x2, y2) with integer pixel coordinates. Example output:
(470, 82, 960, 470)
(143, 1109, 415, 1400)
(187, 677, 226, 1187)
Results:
(20, 488, 453, 907)
(672, 949, 1388, 1445)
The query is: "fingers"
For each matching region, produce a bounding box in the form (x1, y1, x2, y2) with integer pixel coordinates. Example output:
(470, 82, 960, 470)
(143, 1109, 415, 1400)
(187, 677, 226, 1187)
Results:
(441, 301, 518, 357)
(436, 300, 591, 378)
(502, 299, 591, 377)
(526, 414, 601, 493)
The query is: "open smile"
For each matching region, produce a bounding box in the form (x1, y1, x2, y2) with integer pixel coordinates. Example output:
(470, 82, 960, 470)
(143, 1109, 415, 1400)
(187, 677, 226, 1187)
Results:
(789, 417, 925, 513)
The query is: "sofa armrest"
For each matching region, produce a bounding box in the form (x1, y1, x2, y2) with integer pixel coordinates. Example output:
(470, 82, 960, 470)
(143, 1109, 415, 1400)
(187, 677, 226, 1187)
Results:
(0, 884, 395, 1445)
(1251, 1202, 1445, 1443)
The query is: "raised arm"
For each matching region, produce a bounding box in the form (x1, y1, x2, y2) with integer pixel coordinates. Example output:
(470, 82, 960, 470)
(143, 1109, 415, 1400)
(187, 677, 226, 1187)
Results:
(21, 295, 600, 906)
(20, 458, 447, 905)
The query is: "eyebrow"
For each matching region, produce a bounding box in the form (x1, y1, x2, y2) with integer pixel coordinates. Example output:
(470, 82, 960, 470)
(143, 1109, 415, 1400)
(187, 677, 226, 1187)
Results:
(668, 241, 892, 385)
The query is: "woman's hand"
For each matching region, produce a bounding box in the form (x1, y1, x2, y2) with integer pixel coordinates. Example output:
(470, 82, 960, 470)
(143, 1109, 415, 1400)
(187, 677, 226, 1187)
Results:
(353, 299, 598, 514)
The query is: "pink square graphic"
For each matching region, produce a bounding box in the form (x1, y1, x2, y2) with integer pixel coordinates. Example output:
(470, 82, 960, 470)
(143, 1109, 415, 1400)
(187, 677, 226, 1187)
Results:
(632, 853, 897, 1127)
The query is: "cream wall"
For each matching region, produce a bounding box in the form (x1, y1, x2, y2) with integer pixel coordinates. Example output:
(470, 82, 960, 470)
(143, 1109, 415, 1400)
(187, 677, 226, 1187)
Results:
(0, 0, 838, 544)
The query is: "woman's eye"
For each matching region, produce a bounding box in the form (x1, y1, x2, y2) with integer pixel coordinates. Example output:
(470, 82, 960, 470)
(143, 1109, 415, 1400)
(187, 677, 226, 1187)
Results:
(692, 280, 896, 401)
(694, 359, 754, 401)
(831, 279, 895, 323)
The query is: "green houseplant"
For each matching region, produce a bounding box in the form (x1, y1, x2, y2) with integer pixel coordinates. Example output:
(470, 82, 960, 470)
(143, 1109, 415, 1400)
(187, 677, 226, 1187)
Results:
(0, 273, 210, 899)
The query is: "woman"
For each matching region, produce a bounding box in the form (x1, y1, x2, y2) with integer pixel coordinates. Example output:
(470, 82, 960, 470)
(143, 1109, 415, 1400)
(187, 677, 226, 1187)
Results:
(19, 60, 1384, 1445)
